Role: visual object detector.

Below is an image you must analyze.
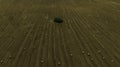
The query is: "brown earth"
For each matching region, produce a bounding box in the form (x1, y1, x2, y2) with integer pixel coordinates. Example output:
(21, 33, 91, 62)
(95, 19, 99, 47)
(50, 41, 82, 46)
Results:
(0, 0, 120, 67)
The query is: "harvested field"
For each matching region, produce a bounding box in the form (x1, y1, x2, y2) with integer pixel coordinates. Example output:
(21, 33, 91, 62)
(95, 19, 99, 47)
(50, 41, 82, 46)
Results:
(0, 0, 120, 67)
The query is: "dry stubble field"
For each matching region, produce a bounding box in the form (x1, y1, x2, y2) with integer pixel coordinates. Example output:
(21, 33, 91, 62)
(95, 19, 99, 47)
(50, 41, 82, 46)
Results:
(0, 0, 120, 67)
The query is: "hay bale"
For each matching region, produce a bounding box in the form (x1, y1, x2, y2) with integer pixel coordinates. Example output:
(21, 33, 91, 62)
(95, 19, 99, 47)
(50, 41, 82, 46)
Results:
(54, 17, 63, 23)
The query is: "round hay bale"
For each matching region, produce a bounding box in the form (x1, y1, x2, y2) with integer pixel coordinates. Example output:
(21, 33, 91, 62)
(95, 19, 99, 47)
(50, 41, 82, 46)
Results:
(54, 17, 63, 23)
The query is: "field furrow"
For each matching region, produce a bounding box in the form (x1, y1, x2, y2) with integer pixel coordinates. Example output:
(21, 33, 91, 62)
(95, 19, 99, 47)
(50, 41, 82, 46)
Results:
(0, 0, 120, 67)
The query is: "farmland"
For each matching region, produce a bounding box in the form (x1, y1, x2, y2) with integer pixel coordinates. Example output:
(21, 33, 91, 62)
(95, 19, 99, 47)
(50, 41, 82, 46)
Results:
(0, 0, 120, 67)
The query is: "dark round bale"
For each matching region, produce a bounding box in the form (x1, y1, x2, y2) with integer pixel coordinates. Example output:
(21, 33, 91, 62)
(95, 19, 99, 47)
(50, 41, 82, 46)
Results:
(54, 17, 63, 23)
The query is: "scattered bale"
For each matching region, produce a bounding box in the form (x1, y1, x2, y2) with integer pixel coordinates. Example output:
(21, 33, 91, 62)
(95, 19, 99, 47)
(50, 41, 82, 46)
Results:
(97, 50, 101, 54)
(87, 53, 90, 56)
(23, 48, 26, 50)
(54, 17, 63, 23)
(102, 57, 105, 60)
(57, 61, 61, 65)
(40, 60, 44, 63)
(0, 60, 3, 64)
(90, 58, 94, 61)
(9, 55, 12, 59)
(111, 59, 114, 63)
(69, 54, 73, 57)
(82, 51, 85, 54)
